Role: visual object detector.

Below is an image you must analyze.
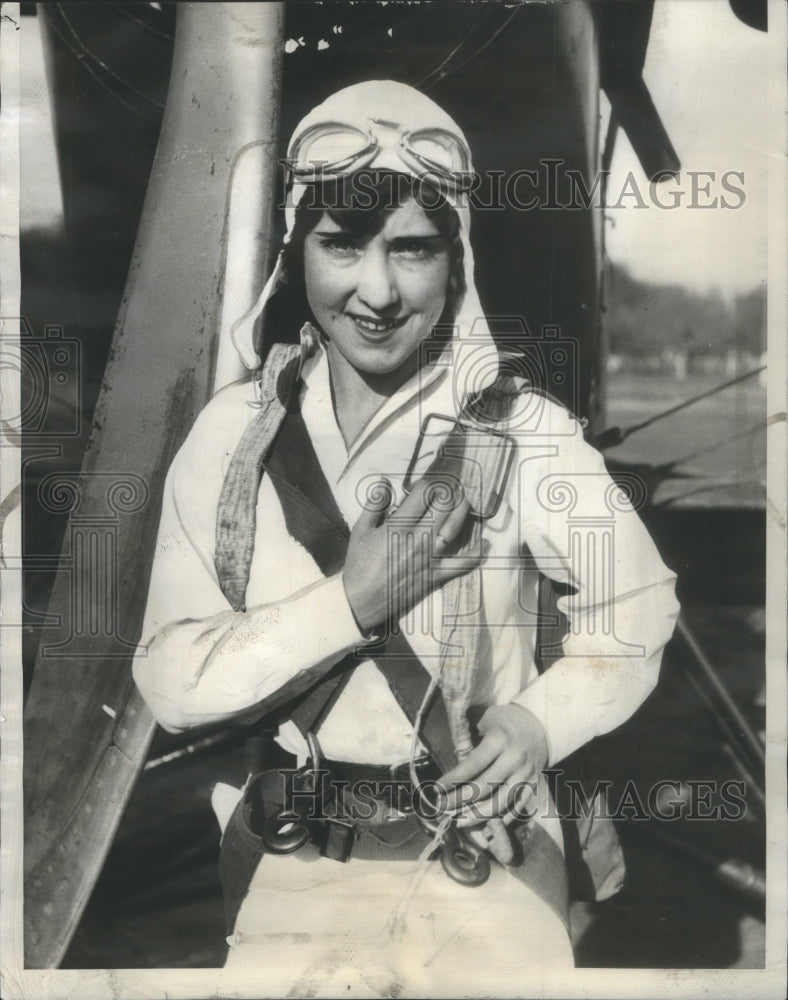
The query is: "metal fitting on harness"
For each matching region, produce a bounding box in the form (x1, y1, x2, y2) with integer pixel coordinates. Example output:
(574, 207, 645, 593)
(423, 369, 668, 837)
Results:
(261, 731, 325, 855)
(439, 825, 491, 887)
(413, 778, 492, 888)
(321, 817, 356, 862)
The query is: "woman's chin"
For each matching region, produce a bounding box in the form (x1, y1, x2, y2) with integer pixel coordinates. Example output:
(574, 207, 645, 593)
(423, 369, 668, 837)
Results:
(328, 341, 418, 382)
(358, 348, 426, 384)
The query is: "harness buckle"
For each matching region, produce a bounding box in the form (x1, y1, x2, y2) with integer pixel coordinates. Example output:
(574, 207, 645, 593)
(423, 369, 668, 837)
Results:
(320, 817, 356, 862)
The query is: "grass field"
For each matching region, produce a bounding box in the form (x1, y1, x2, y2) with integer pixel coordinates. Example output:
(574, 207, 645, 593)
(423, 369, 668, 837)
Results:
(605, 371, 767, 508)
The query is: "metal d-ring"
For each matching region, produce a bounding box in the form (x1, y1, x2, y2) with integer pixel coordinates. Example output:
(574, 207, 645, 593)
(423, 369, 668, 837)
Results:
(261, 730, 324, 855)
(262, 812, 311, 854)
(439, 824, 491, 887)
(411, 773, 491, 888)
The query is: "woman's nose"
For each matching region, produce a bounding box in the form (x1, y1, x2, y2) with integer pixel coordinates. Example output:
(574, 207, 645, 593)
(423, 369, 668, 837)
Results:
(356, 247, 399, 312)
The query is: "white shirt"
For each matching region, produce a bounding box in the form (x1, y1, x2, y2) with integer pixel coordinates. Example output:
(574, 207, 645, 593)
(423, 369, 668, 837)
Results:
(134, 343, 680, 766)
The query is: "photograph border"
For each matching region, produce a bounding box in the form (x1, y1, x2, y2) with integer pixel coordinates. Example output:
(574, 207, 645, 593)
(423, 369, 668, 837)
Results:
(1, 1, 786, 997)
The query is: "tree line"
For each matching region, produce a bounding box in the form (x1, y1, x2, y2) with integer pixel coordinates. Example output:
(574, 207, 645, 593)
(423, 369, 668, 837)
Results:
(605, 263, 765, 360)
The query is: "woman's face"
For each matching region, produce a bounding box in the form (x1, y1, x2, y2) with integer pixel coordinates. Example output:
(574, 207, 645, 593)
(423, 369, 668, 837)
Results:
(303, 198, 451, 386)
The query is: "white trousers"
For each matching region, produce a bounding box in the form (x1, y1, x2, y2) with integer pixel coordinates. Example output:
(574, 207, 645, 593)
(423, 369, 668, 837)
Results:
(224, 839, 575, 998)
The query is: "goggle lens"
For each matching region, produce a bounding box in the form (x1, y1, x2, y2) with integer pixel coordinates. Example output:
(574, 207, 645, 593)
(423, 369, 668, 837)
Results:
(292, 124, 373, 171)
(404, 129, 471, 175)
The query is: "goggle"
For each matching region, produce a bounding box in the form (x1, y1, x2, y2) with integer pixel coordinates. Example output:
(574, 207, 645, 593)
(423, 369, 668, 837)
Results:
(285, 118, 476, 195)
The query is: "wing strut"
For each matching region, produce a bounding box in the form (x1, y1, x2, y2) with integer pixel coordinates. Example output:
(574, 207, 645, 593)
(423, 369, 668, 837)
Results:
(23, 3, 285, 968)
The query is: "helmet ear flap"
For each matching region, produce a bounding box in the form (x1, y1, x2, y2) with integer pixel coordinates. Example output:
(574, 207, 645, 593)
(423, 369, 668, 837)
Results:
(437, 203, 466, 326)
(446, 230, 466, 321)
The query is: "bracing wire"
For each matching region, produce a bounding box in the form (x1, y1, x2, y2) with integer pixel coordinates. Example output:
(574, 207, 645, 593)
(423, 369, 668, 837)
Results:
(654, 464, 766, 508)
(592, 365, 766, 450)
(43, 7, 145, 119)
(661, 417, 769, 474)
(115, 4, 175, 43)
(55, 4, 166, 110)
(413, 12, 490, 90)
(418, 6, 522, 91)
(431, 6, 522, 83)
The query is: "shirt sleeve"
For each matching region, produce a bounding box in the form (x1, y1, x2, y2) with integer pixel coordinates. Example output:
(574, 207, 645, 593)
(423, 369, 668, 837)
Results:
(509, 397, 681, 765)
(132, 387, 368, 734)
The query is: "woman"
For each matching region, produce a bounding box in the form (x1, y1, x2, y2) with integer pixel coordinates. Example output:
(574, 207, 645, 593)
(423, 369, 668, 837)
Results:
(134, 81, 679, 995)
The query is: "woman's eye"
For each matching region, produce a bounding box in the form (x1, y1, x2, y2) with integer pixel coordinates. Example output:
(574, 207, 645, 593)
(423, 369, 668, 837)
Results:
(393, 239, 445, 260)
(394, 242, 433, 260)
(320, 237, 360, 256)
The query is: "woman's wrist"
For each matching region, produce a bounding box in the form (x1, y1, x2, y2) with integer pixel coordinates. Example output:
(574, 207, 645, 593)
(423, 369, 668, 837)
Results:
(341, 572, 384, 640)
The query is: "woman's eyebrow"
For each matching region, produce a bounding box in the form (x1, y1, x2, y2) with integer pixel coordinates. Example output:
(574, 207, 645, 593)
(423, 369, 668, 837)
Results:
(390, 233, 446, 245)
(312, 229, 445, 244)
(314, 228, 358, 237)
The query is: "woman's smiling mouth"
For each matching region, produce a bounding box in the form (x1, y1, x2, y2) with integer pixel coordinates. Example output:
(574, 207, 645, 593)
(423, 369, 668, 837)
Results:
(346, 312, 408, 337)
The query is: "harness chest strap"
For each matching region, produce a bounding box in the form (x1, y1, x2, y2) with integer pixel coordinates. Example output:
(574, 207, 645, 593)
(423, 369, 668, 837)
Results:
(208, 342, 650, 940)
(261, 398, 459, 774)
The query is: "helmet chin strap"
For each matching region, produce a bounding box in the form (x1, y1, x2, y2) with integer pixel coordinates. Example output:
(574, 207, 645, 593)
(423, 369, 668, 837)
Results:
(228, 251, 285, 373)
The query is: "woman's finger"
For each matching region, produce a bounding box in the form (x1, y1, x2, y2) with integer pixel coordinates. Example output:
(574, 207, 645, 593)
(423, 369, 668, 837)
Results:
(439, 734, 506, 805)
(440, 733, 503, 785)
(431, 497, 472, 554)
(389, 474, 434, 523)
(391, 470, 464, 527)
(356, 478, 393, 530)
(454, 793, 516, 826)
(453, 770, 538, 827)
(455, 749, 523, 801)
(448, 756, 529, 821)
(502, 781, 540, 826)
(453, 797, 502, 826)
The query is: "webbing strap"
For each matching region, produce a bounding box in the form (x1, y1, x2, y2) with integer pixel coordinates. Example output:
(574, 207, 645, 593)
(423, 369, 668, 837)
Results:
(263, 402, 458, 773)
(215, 343, 303, 613)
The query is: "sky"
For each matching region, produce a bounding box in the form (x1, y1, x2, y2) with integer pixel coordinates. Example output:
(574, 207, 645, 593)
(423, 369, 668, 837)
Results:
(604, 0, 772, 298)
(19, 1, 774, 297)
(19, 12, 64, 233)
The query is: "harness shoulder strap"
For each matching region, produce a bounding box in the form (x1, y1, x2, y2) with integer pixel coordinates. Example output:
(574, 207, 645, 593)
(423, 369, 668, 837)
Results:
(213, 347, 459, 773)
(214, 343, 302, 612)
(263, 402, 458, 773)
(216, 360, 619, 905)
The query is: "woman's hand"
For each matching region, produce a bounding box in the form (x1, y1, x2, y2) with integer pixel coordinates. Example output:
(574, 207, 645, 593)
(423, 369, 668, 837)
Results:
(342, 476, 480, 635)
(438, 704, 550, 827)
